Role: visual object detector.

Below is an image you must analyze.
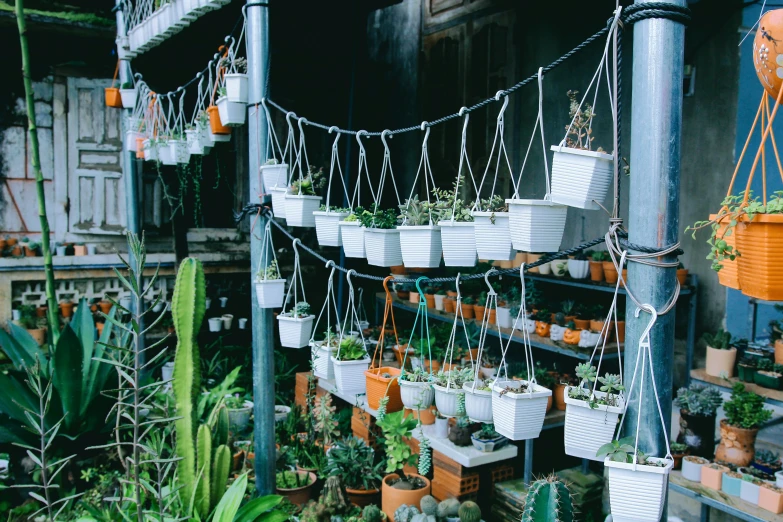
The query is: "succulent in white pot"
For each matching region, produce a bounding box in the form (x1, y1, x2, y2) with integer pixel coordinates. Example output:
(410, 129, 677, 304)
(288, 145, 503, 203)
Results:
(492, 379, 551, 440)
(398, 195, 442, 268)
(398, 368, 434, 410)
(223, 58, 248, 103)
(432, 368, 472, 418)
(225, 394, 253, 432)
(278, 301, 315, 349)
(314, 205, 351, 247)
(330, 335, 371, 395)
(311, 329, 339, 380)
(260, 158, 289, 192)
(285, 166, 324, 228)
(471, 196, 515, 261)
(463, 380, 494, 424)
(437, 180, 477, 267)
(119, 82, 137, 109)
(339, 213, 366, 258)
(254, 260, 285, 309)
(359, 206, 403, 267)
(567, 253, 590, 279)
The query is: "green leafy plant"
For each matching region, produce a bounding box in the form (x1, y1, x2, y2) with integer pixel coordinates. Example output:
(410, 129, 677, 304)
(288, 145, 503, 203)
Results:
(377, 410, 419, 482)
(597, 373, 624, 406)
(675, 384, 723, 417)
(335, 336, 367, 361)
(433, 368, 473, 389)
(591, 251, 609, 262)
(596, 436, 663, 466)
(399, 367, 432, 383)
(292, 301, 311, 318)
(290, 165, 326, 196)
(703, 329, 732, 350)
(723, 382, 772, 429)
(313, 394, 339, 446)
(564, 89, 602, 151)
(398, 195, 434, 226)
(325, 436, 384, 491)
(357, 204, 399, 229)
(257, 259, 281, 280)
(276, 470, 314, 489)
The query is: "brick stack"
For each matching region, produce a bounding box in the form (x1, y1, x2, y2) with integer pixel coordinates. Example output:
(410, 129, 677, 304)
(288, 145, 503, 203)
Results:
(431, 451, 480, 503)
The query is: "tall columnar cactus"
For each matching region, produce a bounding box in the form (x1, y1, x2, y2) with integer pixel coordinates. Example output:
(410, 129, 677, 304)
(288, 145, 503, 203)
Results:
(210, 445, 231, 508)
(521, 475, 574, 522)
(215, 405, 229, 447)
(172, 258, 206, 510)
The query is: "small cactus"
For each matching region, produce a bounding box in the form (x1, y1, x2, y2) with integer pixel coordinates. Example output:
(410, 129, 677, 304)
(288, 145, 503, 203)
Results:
(458, 501, 481, 522)
(420, 495, 438, 516)
(362, 504, 382, 522)
(521, 474, 574, 522)
(437, 498, 460, 518)
(394, 505, 420, 522)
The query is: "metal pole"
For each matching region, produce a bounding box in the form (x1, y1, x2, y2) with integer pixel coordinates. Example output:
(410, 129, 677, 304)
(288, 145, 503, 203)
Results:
(624, 1, 685, 519)
(245, 0, 274, 495)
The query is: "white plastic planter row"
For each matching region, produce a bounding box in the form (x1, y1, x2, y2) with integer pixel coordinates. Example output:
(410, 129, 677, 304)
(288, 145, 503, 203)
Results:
(399, 379, 434, 410)
(186, 129, 206, 155)
(254, 279, 285, 308)
(567, 259, 590, 279)
(331, 356, 371, 395)
(506, 199, 568, 253)
(269, 187, 288, 219)
(158, 142, 176, 165)
(314, 211, 349, 247)
(399, 225, 442, 268)
(120, 89, 137, 109)
(311, 342, 336, 380)
(472, 211, 516, 261)
(605, 457, 672, 522)
(284, 195, 321, 227)
(491, 380, 551, 440)
(169, 140, 191, 164)
(364, 228, 404, 267)
(432, 383, 464, 418)
(216, 97, 246, 127)
(463, 383, 493, 423)
(439, 221, 477, 267)
(681, 457, 706, 482)
(550, 146, 614, 210)
(278, 314, 315, 349)
(261, 163, 289, 192)
(339, 222, 366, 258)
(563, 387, 623, 461)
(740, 479, 761, 504)
(224, 73, 248, 103)
(143, 140, 158, 162)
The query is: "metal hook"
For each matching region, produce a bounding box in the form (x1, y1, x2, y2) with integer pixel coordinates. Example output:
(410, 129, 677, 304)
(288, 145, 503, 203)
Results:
(414, 276, 428, 300)
(382, 275, 394, 294)
(285, 111, 297, 128)
(330, 128, 341, 149)
(495, 92, 509, 121)
(420, 122, 430, 146)
(484, 268, 497, 295)
(297, 117, 308, 134)
(381, 129, 392, 151)
(455, 273, 462, 300)
(324, 259, 335, 269)
(634, 303, 658, 344)
(292, 238, 301, 256)
(460, 110, 470, 138)
(346, 269, 357, 293)
(356, 130, 368, 152)
(328, 126, 339, 134)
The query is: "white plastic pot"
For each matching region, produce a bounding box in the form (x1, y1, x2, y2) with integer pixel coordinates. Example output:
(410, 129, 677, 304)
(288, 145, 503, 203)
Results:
(339, 221, 366, 258)
(563, 387, 623, 460)
(439, 221, 477, 267)
(284, 194, 321, 227)
(776, 470, 783, 488)
(228, 406, 252, 432)
(550, 324, 565, 341)
(491, 379, 551, 440)
(311, 342, 336, 380)
(364, 228, 403, 267)
(578, 330, 603, 349)
(567, 259, 590, 279)
(681, 457, 707, 482)
(186, 129, 206, 155)
(169, 139, 190, 164)
(550, 260, 568, 277)
(399, 379, 434, 410)
(399, 225, 442, 268)
(254, 279, 285, 308)
(143, 139, 158, 162)
(434, 417, 449, 438)
(538, 261, 551, 275)
(463, 383, 493, 423)
(472, 211, 515, 261)
(550, 146, 614, 210)
(434, 294, 446, 311)
(216, 96, 246, 126)
(740, 479, 761, 504)
(506, 199, 568, 253)
(238, 318, 248, 329)
(162, 361, 175, 382)
(432, 383, 464, 418)
(221, 314, 234, 330)
(605, 457, 673, 522)
(208, 317, 223, 332)
(277, 314, 315, 348)
(125, 130, 142, 152)
(224, 73, 248, 103)
(120, 88, 137, 109)
(261, 163, 289, 192)
(496, 306, 512, 329)
(331, 356, 371, 395)
(314, 211, 349, 247)
(158, 143, 176, 165)
(197, 122, 213, 149)
(269, 187, 288, 219)
(209, 128, 231, 144)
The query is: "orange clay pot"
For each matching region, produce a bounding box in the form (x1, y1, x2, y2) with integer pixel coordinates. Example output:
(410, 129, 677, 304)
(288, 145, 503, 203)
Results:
(424, 294, 435, 309)
(553, 382, 567, 411)
(365, 366, 402, 412)
(589, 260, 604, 281)
(208, 105, 231, 134)
(105, 87, 122, 108)
(563, 328, 581, 345)
(574, 318, 590, 330)
(346, 486, 381, 509)
(460, 303, 475, 319)
(423, 359, 441, 373)
(535, 321, 551, 337)
(710, 213, 740, 290)
(735, 214, 783, 301)
(382, 473, 431, 521)
(444, 298, 455, 314)
(135, 137, 145, 159)
(676, 268, 689, 286)
(603, 261, 618, 284)
(98, 300, 113, 314)
(96, 322, 105, 336)
(776, 339, 783, 365)
(390, 265, 406, 275)
(405, 407, 435, 425)
(474, 305, 486, 321)
(614, 321, 626, 343)
(59, 301, 75, 318)
(759, 483, 783, 514)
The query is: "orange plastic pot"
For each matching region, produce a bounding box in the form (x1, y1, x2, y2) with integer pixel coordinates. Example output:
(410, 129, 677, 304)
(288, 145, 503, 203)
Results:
(27, 328, 46, 346)
(59, 301, 75, 318)
(603, 261, 618, 283)
(735, 214, 783, 300)
(382, 473, 431, 521)
(444, 298, 455, 314)
(676, 268, 689, 286)
(105, 87, 122, 108)
(535, 321, 550, 337)
(460, 303, 475, 319)
(615, 321, 626, 343)
(474, 305, 487, 321)
(135, 137, 145, 159)
(365, 366, 402, 412)
(710, 213, 740, 290)
(424, 294, 435, 308)
(423, 359, 440, 373)
(589, 260, 604, 281)
(208, 105, 231, 134)
(405, 407, 435, 425)
(759, 484, 783, 514)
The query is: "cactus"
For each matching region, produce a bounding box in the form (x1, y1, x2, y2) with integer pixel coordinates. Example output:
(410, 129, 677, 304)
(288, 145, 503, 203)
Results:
(521, 474, 574, 522)
(418, 435, 431, 476)
(214, 404, 229, 447)
(437, 498, 460, 518)
(172, 258, 206, 507)
(362, 504, 382, 522)
(210, 444, 231, 508)
(410, 515, 435, 522)
(458, 501, 481, 522)
(420, 495, 438, 516)
(394, 505, 420, 522)
(196, 424, 212, 516)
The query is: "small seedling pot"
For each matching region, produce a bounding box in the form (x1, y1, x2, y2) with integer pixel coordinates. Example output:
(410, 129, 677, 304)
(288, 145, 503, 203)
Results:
(208, 317, 223, 332)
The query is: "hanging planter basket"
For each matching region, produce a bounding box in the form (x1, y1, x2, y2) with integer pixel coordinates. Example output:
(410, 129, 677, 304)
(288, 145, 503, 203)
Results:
(169, 139, 191, 165)
(399, 225, 442, 268)
(432, 383, 464, 418)
(224, 73, 248, 103)
(216, 96, 246, 127)
(506, 199, 568, 253)
(278, 314, 315, 349)
(365, 366, 403, 412)
(311, 342, 336, 380)
(331, 356, 371, 395)
(472, 212, 516, 261)
(604, 457, 672, 522)
(364, 228, 404, 267)
(208, 105, 231, 134)
(284, 194, 321, 228)
(255, 279, 285, 308)
(491, 379, 551, 441)
(550, 146, 614, 210)
(186, 129, 205, 155)
(399, 379, 434, 410)
(158, 142, 176, 165)
(125, 130, 143, 152)
(563, 387, 624, 460)
(735, 214, 783, 301)
(261, 163, 289, 192)
(142, 139, 158, 162)
(463, 383, 493, 423)
(269, 187, 288, 219)
(120, 88, 137, 109)
(339, 222, 366, 258)
(439, 221, 477, 267)
(105, 87, 122, 108)
(209, 128, 231, 143)
(314, 211, 349, 247)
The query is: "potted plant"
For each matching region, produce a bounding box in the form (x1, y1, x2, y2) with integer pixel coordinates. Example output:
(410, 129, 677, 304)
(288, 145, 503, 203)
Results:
(567, 251, 590, 279)
(339, 210, 367, 259)
(550, 312, 567, 342)
(740, 474, 762, 505)
(255, 260, 285, 309)
(325, 436, 384, 508)
(703, 328, 737, 378)
(433, 289, 447, 312)
(312, 328, 339, 380)
(506, 197, 568, 254)
(24, 241, 38, 257)
(284, 166, 324, 228)
(599, 437, 673, 522)
(360, 206, 403, 267)
(715, 383, 772, 466)
(73, 243, 88, 256)
(491, 378, 552, 441)
(398, 195, 442, 268)
(676, 261, 689, 286)
(534, 309, 551, 338)
(550, 259, 568, 277)
(314, 202, 351, 247)
(682, 455, 709, 482)
(313, 394, 339, 449)
(550, 90, 614, 210)
(752, 449, 782, 476)
(448, 416, 473, 446)
(675, 384, 723, 459)
(216, 86, 246, 127)
(603, 258, 619, 284)
(759, 483, 783, 514)
(564, 363, 624, 460)
(398, 368, 434, 411)
(261, 158, 289, 193)
(701, 462, 729, 490)
(754, 359, 783, 389)
(438, 179, 477, 267)
(59, 299, 76, 318)
(737, 356, 758, 383)
(377, 410, 432, 518)
(276, 469, 317, 506)
(19, 305, 46, 346)
(670, 442, 689, 470)
(589, 251, 607, 281)
(432, 368, 471, 418)
(471, 423, 508, 453)
(223, 57, 248, 103)
(722, 470, 743, 497)
(471, 195, 515, 261)
(460, 296, 475, 320)
(463, 378, 493, 424)
(225, 394, 253, 432)
(562, 321, 581, 346)
(331, 335, 371, 395)
(772, 319, 783, 364)
(395, 282, 412, 301)
(365, 363, 403, 413)
(278, 302, 315, 349)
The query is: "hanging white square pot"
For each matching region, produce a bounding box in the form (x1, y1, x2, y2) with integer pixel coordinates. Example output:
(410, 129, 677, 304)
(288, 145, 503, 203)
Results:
(198, 0, 218, 11)
(506, 199, 568, 253)
(364, 228, 403, 267)
(339, 221, 366, 258)
(399, 225, 442, 268)
(209, 128, 231, 144)
(331, 356, 371, 395)
(158, 142, 176, 165)
(216, 96, 246, 127)
(472, 211, 516, 261)
(142, 139, 158, 162)
(284, 194, 321, 227)
(254, 279, 285, 308)
(491, 379, 551, 440)
(604, 457, 673, 522)
(311, 342, 336, 380)
(399, 379, 434, 410)
(463, 383, 494, 423)
(125, 130, 142, 152)
(197, 123, 213, 149)
(224, 73, 249, 103)
(563, 387, 623, 460)
(439, 221, 477, 267)
(269, 187, 288, 219)
(120, 88, 137, 109)
(433, 383, 464, 418)
(261, 163, 289, 192)
(277, 314, 315, 349)
(550, 146, 614, 210)
(314, 211, 349, 247)
(169, 139, 191, 165)
(181, 0, 202, 16)
(567, 259, 590, 279)
(186, 129, 205, 155)
(496, 306, 512, 329)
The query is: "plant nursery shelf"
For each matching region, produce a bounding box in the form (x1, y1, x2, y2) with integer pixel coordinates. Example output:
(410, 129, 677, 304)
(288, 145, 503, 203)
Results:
(670, 471, 776, 522)
(377, 294, 622, 361)
(525, 274, 693, 295)
(690, 368, 783, 408)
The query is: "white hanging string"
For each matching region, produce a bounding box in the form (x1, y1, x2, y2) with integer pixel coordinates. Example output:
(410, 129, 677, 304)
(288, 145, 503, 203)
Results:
(495, 265, 536, 388)
(261, 98, 284, 164)
(401, 123, 440, 225)
(349, 131, 377, 210)
(512, 68, 550, 199)
(324, 127, 351, 212)
(257, 221, 280, 281)
(310, 261, 342, 345)
(473, 94, 513, 211)
(283, 111, 298, 185)
(291, 117, 312, 195)
(282, 238, 308, 314)
(450, 110, 480, 223)
(442, 274, 474, 392)
(370, 130, 402, 218)
(336, 270, 369, 359)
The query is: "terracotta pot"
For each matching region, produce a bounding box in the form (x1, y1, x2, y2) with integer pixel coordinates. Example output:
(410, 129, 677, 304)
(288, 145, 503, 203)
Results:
(24, 245, 37, 257)
(589, 319, 606, 333)
(678, 410, 717, 459)
(535, 321, 550, 337)
(27, 328, 46, 346)
(424, 294, 435, 309)
(390, 265, 406, 275)
(474, 305, 486, 321)
(105, 87, 122, 108)
(381, 473, 431, 521)
(405, 407, 435, 425)
(365, 366, 403, 412)
(73, 245, 87, 256)
(423, 359, 441, 373)
(715, 419, 758, 467)
(614, 321, 625, 343)
(6, 238, 17, 247)
(276, 471, 316, 506)
(546, 394, 553, 412)
(96, 322, 105, 336)
(444, 298, 455, 314)
(59, 302, 75, 318)
(35, 306, 47, 318)
(589, 260, 604, 281)
(759, 483, 783, 514)
(776, 339, 783, 365)
(735, 214, 783, 300)
(460, 303, 475, 320)
(701, 464, 729, 490)
(526, 253, 542, 273)
(553, 383, 567, 411)
(672, 450, 688, 471)
(397, 291, 410, 300)
(676, 268, 689, 286)
(574, 318, 590, 330)
(346, 486, 381, 508)
(208, 105, 231, 134)
(135, 137, 145, 159)
(446, 290, 458, 297)
(409, 293, 419, 304)
(98, 301, 113, 314)
(10, 246, 21, 256)
(705, 346, 737, 378)
(603, 261, 618, 283)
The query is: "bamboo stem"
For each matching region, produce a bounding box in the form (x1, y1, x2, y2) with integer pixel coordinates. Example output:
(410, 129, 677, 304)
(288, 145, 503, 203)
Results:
(15, 0, 60, 344)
